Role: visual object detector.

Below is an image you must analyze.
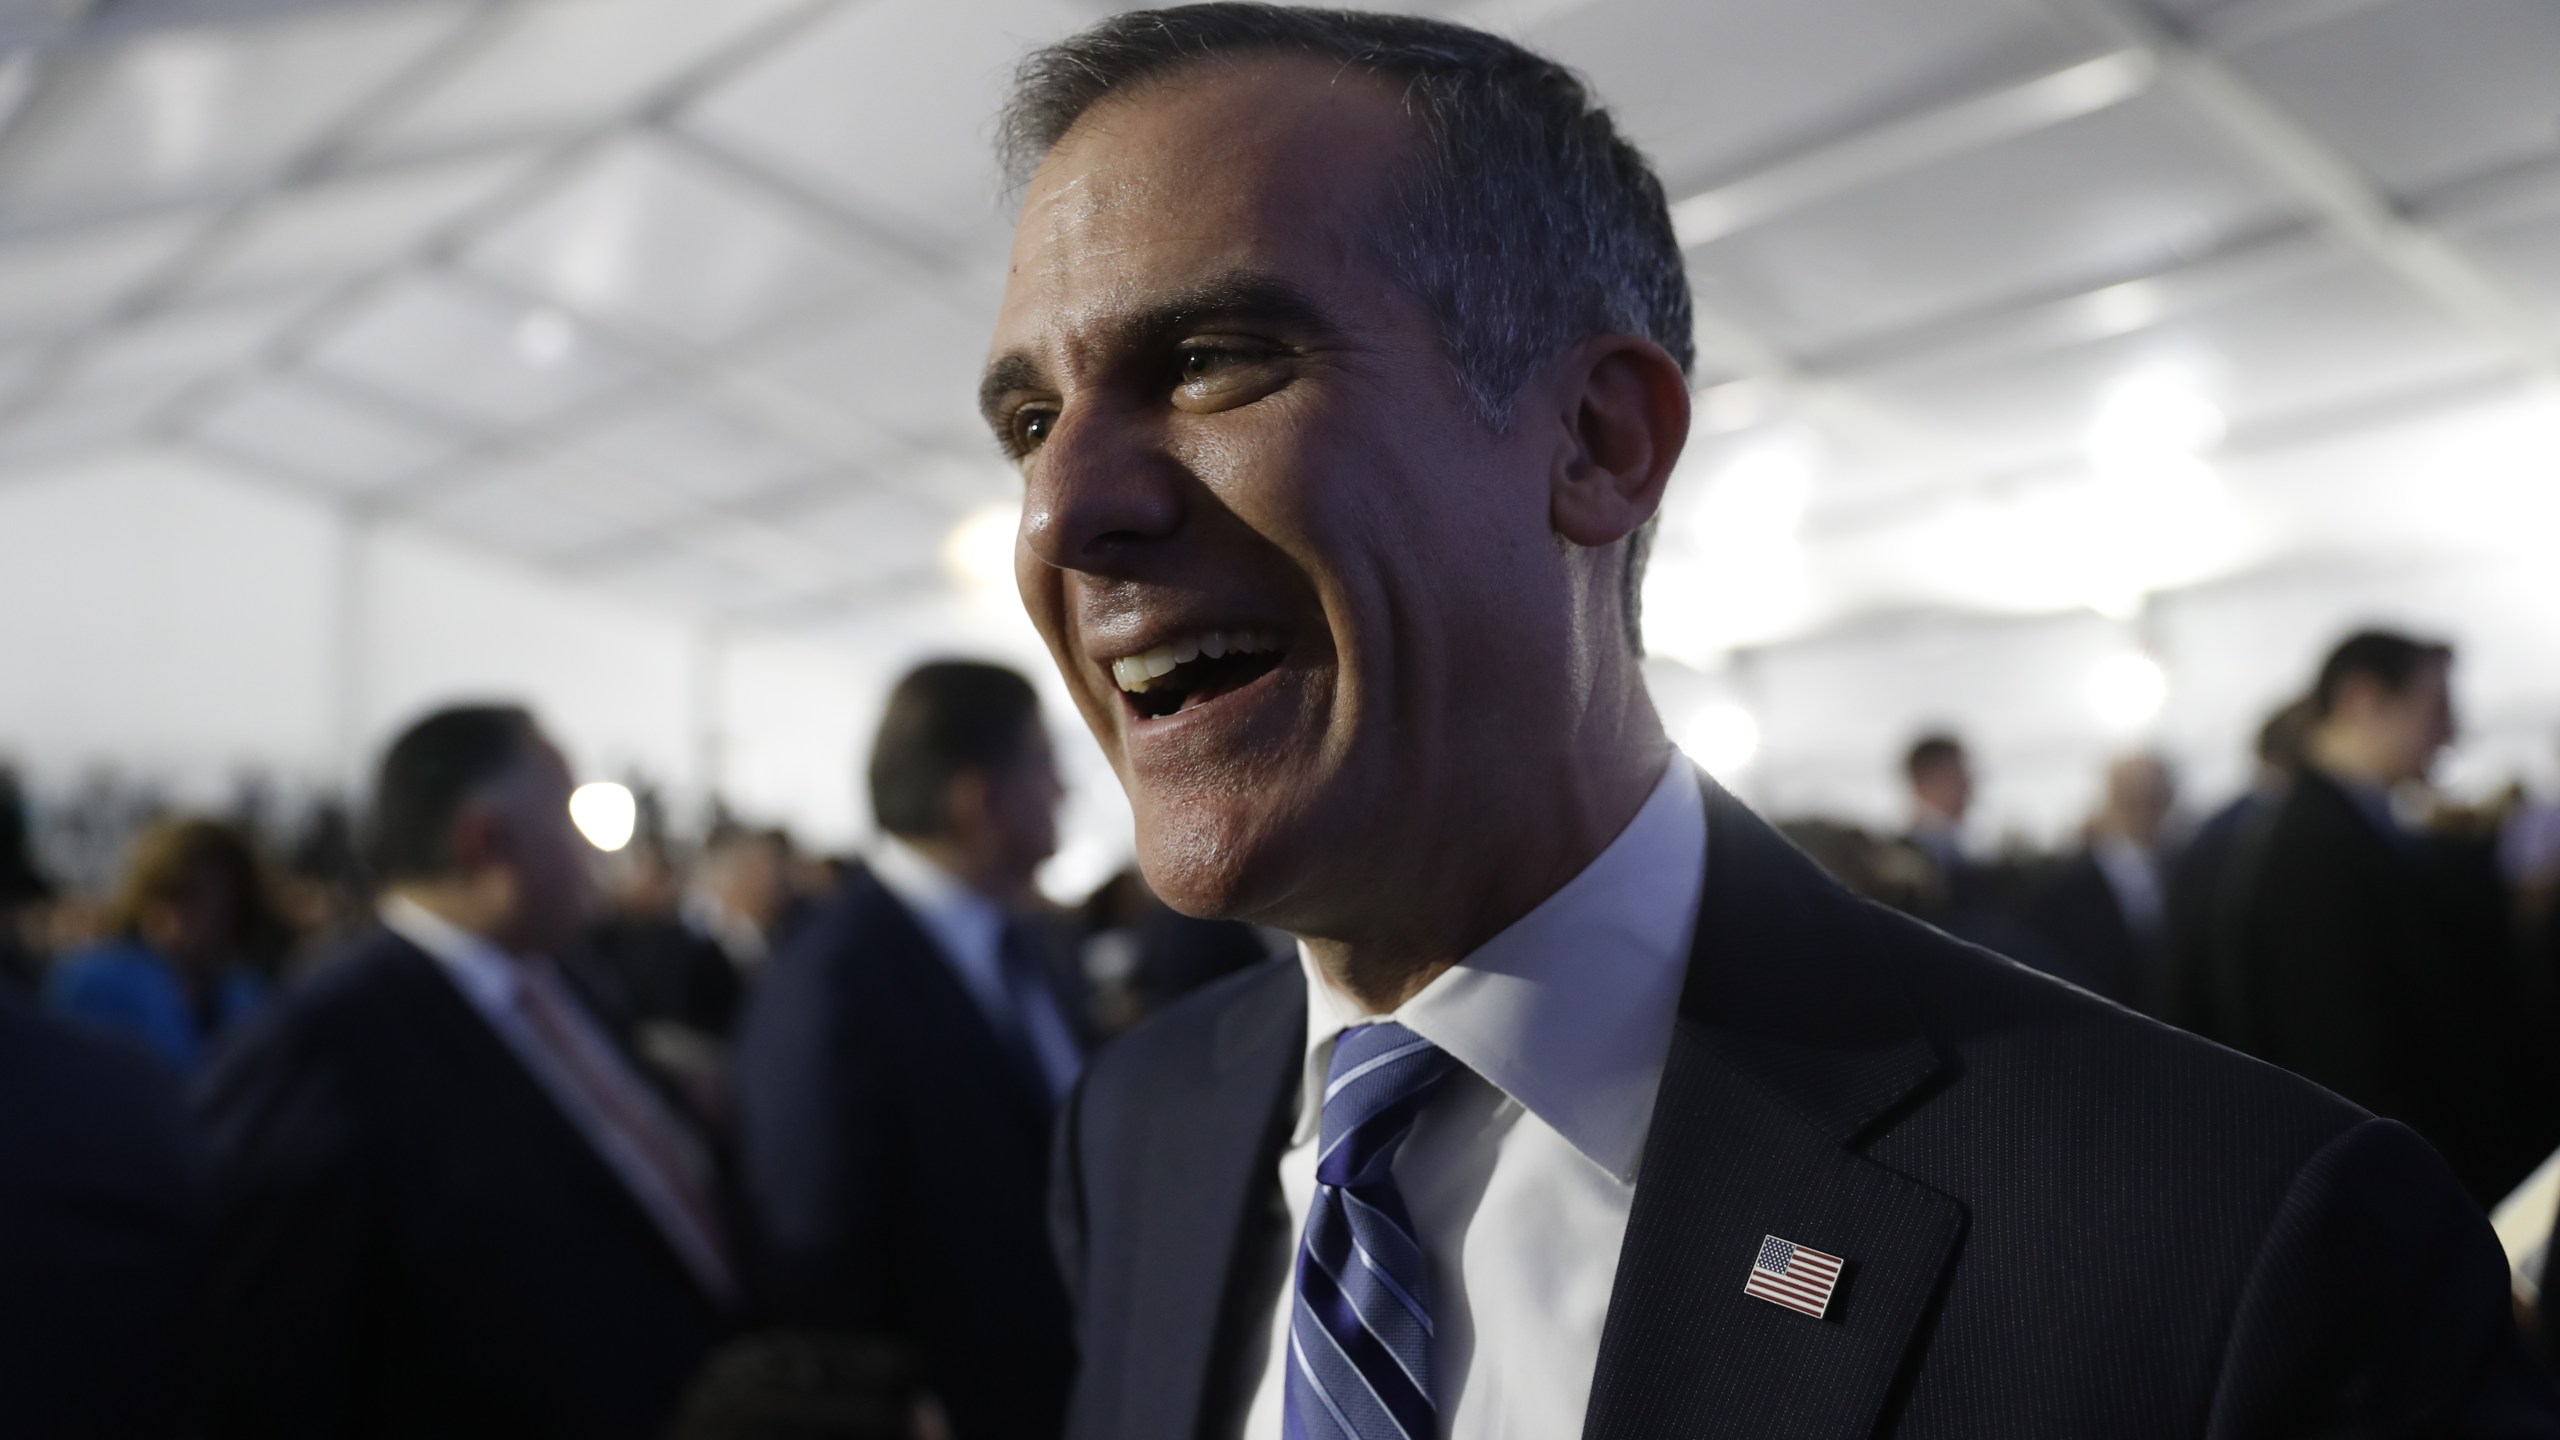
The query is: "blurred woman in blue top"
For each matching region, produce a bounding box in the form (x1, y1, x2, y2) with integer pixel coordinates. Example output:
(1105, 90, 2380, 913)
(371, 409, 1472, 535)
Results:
(47, 818, 290, 1072)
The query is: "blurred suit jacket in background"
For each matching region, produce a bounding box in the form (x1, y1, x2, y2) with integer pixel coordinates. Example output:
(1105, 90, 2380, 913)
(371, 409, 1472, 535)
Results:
(2213, 766, 2559, 1205)
(734, 861, 1078, 1440)
(196, 924, 734, 1438)
(0, 994, 205, 1439)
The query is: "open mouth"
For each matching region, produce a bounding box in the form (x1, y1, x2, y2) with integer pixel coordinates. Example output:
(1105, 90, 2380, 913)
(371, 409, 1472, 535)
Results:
(1110, 630, 1285, 720)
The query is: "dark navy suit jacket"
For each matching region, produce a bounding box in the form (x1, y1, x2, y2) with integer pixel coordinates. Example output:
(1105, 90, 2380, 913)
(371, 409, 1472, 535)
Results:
(734, 866, 1075, 1440)
(194, 927, 730, 1438)
(1052, 773, 2560, 1438)
(0, 995, 206, 1438)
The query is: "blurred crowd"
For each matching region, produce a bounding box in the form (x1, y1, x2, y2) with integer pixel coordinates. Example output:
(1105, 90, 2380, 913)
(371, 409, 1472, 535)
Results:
(0, 748, 1272, 1096)
(1782, 628, 2560, 1211)
(0, 662, 1277, 1439)
(3, 629, 2559, 1437)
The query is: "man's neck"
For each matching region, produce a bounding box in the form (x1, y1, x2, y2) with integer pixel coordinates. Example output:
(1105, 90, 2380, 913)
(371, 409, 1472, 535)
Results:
(893, 835, 1023, 908)
(386, 882, 520, 956)
(2306, 726, 2405, 791)
(1300, 716, 1674, 1016)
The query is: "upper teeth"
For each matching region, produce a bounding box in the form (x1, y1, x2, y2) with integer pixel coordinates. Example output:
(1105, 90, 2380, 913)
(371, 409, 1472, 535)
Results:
(1111, 630, 1280, 694)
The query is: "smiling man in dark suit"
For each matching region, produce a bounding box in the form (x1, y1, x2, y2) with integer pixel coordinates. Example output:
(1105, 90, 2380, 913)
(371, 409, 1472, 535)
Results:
(198, 706, 736, 1438)
(978, 7, 2558, 1439)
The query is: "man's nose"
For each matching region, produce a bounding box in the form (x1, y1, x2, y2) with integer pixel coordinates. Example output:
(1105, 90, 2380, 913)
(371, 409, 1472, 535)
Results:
(1020, 404, 1184, 575)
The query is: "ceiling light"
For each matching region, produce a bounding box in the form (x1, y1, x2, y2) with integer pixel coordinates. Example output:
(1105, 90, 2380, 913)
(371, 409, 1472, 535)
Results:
(568, 781, 637, 853)
(2089, 368, 2225, 471)
(513, 308, 578, 369)
(2088, 652, 2168, 733)
(941, 501, 1021, 593)
(1680, 700, 1761, 776)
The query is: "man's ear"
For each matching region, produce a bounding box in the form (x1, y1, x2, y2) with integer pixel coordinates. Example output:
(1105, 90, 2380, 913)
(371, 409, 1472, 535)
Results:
(943, 770, 994, 842)
(447, 802, 508, 877)
(1548, 334, 1690, 550)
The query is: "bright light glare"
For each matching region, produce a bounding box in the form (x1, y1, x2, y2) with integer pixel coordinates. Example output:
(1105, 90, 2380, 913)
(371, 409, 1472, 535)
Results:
(569, 781, 637, 853)
(1647, 442, 1819, 664)
(514, 308, 577, 368)
(942, 501, 1021, 593)
(1681, 701, 1762, 776)
(2088, 653, 2169, 732)
(2089, 369, 2225, 471)
(1691, 444, 1814, 546)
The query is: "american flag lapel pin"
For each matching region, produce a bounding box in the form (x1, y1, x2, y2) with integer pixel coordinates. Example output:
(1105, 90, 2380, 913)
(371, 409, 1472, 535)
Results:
(1744, 1234, 1845, 1319)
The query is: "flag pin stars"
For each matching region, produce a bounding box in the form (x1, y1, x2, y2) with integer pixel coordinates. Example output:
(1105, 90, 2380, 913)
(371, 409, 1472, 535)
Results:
(1744, 1234, 1845, 1319)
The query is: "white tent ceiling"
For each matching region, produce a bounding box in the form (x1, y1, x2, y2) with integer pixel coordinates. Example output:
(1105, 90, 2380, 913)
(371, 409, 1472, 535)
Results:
(0, 0, 2554, 848)
(0, 0, 2550, 633)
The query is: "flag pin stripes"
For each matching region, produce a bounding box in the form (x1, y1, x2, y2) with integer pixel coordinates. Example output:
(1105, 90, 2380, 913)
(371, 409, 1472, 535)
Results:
(1744, 1234, 1845, 1319)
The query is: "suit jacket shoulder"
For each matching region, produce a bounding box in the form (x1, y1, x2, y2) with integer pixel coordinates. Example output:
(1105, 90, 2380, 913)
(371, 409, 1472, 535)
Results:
(1589, 780, 2544, 1438)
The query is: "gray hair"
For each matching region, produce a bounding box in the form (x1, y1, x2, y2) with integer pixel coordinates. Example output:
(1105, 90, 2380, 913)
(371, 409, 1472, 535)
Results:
(997, 4, 1693, 654)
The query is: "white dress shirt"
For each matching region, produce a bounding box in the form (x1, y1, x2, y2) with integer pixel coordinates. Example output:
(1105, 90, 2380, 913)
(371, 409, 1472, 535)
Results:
(2090, 833, 2165, 941)
(1239, 756, 1707, 1440)
(380, 895, 735, 1302)
(868, 838, 1084, 1102)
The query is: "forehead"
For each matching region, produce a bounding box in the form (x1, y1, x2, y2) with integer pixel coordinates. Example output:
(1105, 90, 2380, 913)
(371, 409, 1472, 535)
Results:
(995, 57, 1416, 347)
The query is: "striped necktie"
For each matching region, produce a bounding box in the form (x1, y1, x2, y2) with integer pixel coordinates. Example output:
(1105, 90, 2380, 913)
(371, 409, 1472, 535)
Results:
(1285, 1022, 1458, 1440)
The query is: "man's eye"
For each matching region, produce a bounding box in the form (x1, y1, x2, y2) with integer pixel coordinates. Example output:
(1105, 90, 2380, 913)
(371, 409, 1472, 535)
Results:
(1171, 344, 1287, 406)
(1012, 409, 1055, 452)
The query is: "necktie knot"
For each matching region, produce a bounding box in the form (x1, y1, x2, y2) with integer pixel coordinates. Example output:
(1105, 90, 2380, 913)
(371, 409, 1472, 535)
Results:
(1317, 1022, 1455, 1190)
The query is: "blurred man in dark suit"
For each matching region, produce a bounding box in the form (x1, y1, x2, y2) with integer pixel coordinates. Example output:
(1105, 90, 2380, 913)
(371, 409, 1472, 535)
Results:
(734, 661, 1080, 1440)
(2165, 696, 2315, 1034)
(0, 994, 205, 1438)
(1896, 730, 2060, 975)
(985, 8, 2556, 1436)
(2217, 631, 2556, 1204)
(2023, 753, 2175, 1009)
(1902, 732, 1974, 881)
(198, 706, 736, 1438)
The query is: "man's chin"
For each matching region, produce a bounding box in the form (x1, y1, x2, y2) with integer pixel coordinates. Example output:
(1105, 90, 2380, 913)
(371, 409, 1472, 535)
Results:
(1131, 801, 1309, 927)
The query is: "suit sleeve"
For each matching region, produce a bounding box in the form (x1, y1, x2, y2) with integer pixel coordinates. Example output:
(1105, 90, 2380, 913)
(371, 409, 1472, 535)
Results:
(733, 933, 891, 1328)
(193, 1025, 375, 1439)
(2208, 1118, 2560, 1438)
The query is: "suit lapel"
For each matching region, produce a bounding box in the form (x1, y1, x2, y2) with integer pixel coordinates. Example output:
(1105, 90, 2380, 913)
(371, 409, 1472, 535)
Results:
(1131, 960, 1303, 1440)
(863, 874, 1058, 1132)
(1585, 775, 1966, 1440)
(381, 934, 724, 1307)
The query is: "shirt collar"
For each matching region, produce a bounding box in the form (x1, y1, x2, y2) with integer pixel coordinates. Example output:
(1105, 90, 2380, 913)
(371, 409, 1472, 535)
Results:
(868, 837, 1006, 949)
(1290, 755, 1708, 1183)
(380, 893, 527, 1010)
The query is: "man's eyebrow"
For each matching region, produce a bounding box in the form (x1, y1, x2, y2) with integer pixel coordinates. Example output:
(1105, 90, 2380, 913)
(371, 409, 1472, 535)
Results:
(977, 271, 1347, 429)
(979, 352, 1045, 431)
(1117, 272, 1344, 351)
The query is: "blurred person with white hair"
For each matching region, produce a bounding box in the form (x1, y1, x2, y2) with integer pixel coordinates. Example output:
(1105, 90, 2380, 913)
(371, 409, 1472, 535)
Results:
(2021, 754, 2177, 1009)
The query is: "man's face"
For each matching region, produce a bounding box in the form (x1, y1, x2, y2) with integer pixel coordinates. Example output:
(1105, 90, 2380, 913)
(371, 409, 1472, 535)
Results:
(504, 737, 596, 957)
(1914, 756, 1973, 825)
(984, 724, 1064, 892)
(985, 62, 1589, 928)
(2374, 660, 2457, 783)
